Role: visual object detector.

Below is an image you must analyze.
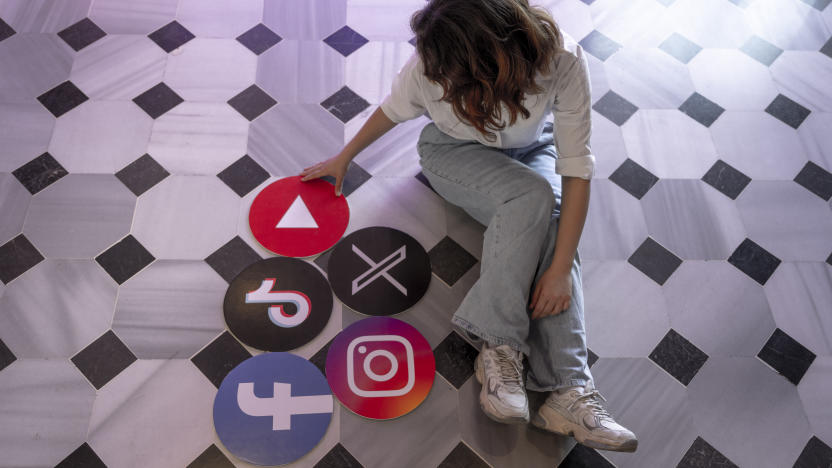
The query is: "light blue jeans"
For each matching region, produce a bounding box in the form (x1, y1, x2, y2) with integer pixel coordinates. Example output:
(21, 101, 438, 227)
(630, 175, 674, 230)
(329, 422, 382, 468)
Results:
(417, 121, 593, 392)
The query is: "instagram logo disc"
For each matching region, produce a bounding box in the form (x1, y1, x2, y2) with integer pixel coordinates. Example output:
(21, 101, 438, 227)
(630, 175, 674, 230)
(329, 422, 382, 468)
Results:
(326, 317, 435, 419)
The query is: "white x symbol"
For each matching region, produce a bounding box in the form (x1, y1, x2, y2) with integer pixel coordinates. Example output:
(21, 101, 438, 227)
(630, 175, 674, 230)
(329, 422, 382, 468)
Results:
(351, 244, 408, 296)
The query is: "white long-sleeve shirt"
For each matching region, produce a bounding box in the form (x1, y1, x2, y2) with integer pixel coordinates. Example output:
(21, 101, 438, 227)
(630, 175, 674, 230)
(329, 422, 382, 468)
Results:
(380, 30, 596, 180)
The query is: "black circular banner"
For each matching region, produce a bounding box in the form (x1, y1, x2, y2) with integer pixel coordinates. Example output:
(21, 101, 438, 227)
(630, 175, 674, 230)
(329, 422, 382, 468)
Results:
(224, 257, 333, 351)
(327, 227, 431, 316)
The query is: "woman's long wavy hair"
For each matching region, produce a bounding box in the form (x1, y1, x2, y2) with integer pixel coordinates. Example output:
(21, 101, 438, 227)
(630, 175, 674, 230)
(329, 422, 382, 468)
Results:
(411, 0, 564, 142)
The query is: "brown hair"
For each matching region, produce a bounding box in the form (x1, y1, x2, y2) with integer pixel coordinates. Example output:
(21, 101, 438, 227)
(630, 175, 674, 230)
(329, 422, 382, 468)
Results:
(410, 0, 564, 142)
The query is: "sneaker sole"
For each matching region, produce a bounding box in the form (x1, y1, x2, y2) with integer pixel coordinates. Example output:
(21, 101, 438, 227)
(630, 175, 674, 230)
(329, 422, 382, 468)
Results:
(531, 412, 638, 453)
(475, 355, 529, 425)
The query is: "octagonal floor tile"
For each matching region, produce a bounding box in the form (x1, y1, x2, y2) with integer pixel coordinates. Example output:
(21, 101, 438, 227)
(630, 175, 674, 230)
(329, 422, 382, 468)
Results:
(798, 112, 832, 171)
(0, 33, 73, 102)
(346, 0, 423, 41)
(581, 179, 648, 260)
(688, 49, 780, 111)
(176, 0, 263, 39)
(665, 0, 754, 49)
(89, 0, 179, 35)
(165, 38, 257, 102)
(745, 0, 830, 51)
(0, 100, 56, 171)
(0, 172, 31, 245)
(263, 0, 346, 41)
(590, 110, 628, 178)
(0, 0, 91, 33)
(765, 261, 832, 356)
(590, 0, 675, 49)
(256, 39, 344, 105)
(770, 51, 832, 112)
(539, 0, 595, 43)
(345, 40, 413, 105)
(605, 47, 695, 109)
(797, 356, 832, 446)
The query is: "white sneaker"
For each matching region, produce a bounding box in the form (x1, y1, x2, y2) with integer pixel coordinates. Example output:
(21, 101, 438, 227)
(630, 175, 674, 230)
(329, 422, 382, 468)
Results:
(532, 382, 638, 452)
(474, 342, 529, 424)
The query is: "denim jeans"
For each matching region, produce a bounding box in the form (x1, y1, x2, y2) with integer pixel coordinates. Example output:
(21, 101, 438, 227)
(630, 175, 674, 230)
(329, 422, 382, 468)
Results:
(416, 121, 593, 392)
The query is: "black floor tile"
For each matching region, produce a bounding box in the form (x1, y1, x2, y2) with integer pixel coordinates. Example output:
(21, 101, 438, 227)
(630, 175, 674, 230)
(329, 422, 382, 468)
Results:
(578, 0, 597, 5)
(314, 443, 363, 468)
(95, 235, 155, 284)
(727, 238, 781, 285)
(628, 237, 682, 285)
(71, 330, 137, 390)
(740, 35, 783, 66)
(679, 92, 724, 128)
(434, 331, 478, 389)
(793, 436, 832, 468)
(57, 17, 106, 51)
(323, 25, 369, 57)
(309, 337, 334, 377)
(438, 442, 489, 468)
(321, 161, 372, 197)
(12, 152, 68, 195)
(702, 159, 752, 200)
(587, 348, 598, 368)
(236, 23, 282, 55)
(558, 444, 614, 468)
(609, 158, 659, 199)
(204, 236, 262, 283)
(115, 154, 170, 196)
(55, 442, 107, 468)
(677, 436, 738, 468)
(765, 93, 811, 129)
(0, 16, 16, 42)
(757, 328, 816, 385)
(37, 81, 88, 118)
(821, 36, 832, 60)
(659, 32, 702, 64)
(0, 234, 44, 284)
(190, 331, 252, 388)
(314, 249, 333, 275)
(799, 0, 832, 11)
(320, 85, 370, 123)
(648, 329, 708, 386)
(132, 82, 184, 119)
(408, 36, 417, 47)
(217, 155, 270, 197)
(592, 90, 638, 126)
(0, 338, 16, 373)
(827, 251, 832, 266)
(428, 236, 478, 287)
(794, 161, 832, 201)
(187, 444, 235, 468)
(227, 84, 277, 121)
(578, 30, 622, 61)
(148, 20, 195, 53)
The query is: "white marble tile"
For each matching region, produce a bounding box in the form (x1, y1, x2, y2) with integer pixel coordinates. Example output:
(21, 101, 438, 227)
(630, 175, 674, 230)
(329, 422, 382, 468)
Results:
(536, 0, 595, 43)
(605, 47, 695, 109)
(350, 115, 428, 177)
(164, 38, 258, 102)
(665, 0, 754, 48)
(345, 40, 414, 105)
(770, 51, 832, 112)
(346, 0, 424, 41)
(70, 34, 168, 101)
(88, 359, 217, 468)
(765, 261, 832, 356)
(0, 0, 91, 33)
(735, 180, 832, 262)
(132, 175, 240, 260)
(112, 260, 228, 359)
(586, 54, 611, 105)
(688, 49, 780, 111)
(48, 100, 153, 173)
(581, 179, 649, 260)
(589, 109, 628, 179)
(664, 261, 776, 357)
(590, 0, 675, 48)
(797, 112, 832, 171)
(0, 33, 73, 102)
(687, 357, 812, 468)
(255, 39, 344, 104)
(23, 174, 136, 258)
(709, 111, 809, 180)
(176, 0, 263, 39)
(0, 258, 116, 357)
(0, 100, 56, 171)
(147, 101, 250, 175)
(262, 0, 347, 40)
(235, 176, 283, 258)
(622, 110, 719, 179)
(583, 260, 672, 357)
(89, 0, 179, 35)
(745, 0, 831, 50)
(797, 356, 832, 446)
(0, 172, 31, 245)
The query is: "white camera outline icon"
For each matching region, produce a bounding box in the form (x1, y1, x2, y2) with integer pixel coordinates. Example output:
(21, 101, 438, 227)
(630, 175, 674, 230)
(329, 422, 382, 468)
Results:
(346, 335, 415, 398)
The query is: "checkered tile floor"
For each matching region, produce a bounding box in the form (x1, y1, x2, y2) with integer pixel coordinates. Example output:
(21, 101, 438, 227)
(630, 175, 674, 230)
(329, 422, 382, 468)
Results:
(1, 0, 831, 467)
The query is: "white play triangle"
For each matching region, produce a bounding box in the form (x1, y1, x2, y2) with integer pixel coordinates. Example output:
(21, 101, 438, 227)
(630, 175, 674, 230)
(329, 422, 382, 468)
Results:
(276, 195, 319, 229)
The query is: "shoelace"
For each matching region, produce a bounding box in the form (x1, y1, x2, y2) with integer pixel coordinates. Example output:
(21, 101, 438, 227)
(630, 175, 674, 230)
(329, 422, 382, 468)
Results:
(493, 348, 523, 392)
(572, 391, 615, 423)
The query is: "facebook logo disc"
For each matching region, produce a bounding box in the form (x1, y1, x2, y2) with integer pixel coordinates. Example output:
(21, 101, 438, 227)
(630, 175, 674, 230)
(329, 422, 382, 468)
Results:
(213, 352, 333, 466)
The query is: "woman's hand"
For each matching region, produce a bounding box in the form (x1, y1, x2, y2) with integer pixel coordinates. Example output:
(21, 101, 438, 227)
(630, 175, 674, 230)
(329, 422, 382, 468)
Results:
(529, 268, 573, 319)
(299, 153, 351, 196)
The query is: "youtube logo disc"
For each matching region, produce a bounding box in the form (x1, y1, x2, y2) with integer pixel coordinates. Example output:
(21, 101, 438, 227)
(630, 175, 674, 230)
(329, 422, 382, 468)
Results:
(224, 257, 333, 352)
(249, 176, 350, 258)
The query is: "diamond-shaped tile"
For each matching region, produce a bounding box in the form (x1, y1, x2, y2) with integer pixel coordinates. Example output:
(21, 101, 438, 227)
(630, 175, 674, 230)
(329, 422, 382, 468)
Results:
(132, 82, 184, 119)
(578, 30, 622, 61)
(186, 444, 235, 468)
(115, 154, 170, 196)
(678, 92, 724, 127)
(314, 443, 363, 468)
(309, 337, 334, 377)
(757, 328, 816, 385)
(321, 161, 372, 197)
(37, 81, 88, 118)
(236, 23, 282, 55)
(429, 236, 478, 288)
(827, 251, 832, 265)
(740, 35, 783, 66)
(190, 331, 252, 388)
(148, 20, 195, 52)
(701, 159, 752, 200)
(437, 442, 488, 468)
(628, 237, 682, 285)
(649, 328, 708, 386)
(433, 331, 478, 389)
(727, 238, 781, 285)
(217, 155, 270, 197)
(677, 436, 738, 468)
(765, 94, 811, 129)
(321, 85, 370, 123)
(559, 444, 614, 467)
(0, 17, 14, 42)
(800, 0, 832, 10)
(794, 161, 832, 200)
(794, 436, 832, 468)
(323, 25, 369, 57)
(203, 236, 261, 283)
(95, 234, 155, 284)
(227, 84, 277, 121)
(58, 18, 107, 51)
(587, 348, 599, 368)
(408, 36, 417, 47)
(658, 32, 702, 64)
(821, 36, 832, 59)
(0, 234, 44, 284)
(71, 329, 137, 389)
(0, 338, 15, 373)
(55, 442, 107, 468)
(12, 152, 68, 195)
(592, 90, 638, 126)
(609, 158, 659, 199)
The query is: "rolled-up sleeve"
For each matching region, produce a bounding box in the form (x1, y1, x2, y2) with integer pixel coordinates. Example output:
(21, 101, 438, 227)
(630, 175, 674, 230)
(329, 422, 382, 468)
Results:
(380, 51, 427, 123)
(551, 44, 596, 180)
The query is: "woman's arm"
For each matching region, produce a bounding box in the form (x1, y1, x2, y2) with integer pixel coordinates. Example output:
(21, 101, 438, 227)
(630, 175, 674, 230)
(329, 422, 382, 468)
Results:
(549, 176, 590, 275)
